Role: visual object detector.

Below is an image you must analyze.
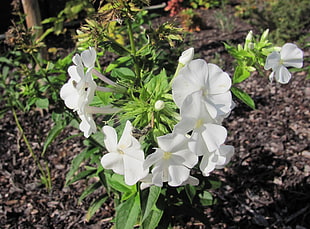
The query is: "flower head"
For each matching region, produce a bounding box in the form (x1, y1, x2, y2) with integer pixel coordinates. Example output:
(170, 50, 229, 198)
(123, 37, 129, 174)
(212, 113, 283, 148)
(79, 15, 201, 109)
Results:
(101, 121, 148, 185)
(144, 132, 198, 187)
(172, 59, 233, 120)
(264, 43, 303, 84)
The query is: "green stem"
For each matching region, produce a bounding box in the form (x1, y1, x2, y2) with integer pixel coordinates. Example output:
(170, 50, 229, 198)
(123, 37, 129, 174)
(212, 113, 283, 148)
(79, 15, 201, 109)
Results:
(12, 108, 52, 191)
(127, 19, 141, 81)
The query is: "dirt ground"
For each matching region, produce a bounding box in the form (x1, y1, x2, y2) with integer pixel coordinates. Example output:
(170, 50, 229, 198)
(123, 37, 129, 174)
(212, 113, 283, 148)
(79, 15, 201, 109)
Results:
(0, 5, 309, 229)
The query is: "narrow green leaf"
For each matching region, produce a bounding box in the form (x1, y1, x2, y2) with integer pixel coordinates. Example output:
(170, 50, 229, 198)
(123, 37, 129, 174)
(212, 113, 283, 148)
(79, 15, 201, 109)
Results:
(35, 98, 49, 109)
(115, 193, 140, 229)
(42, 121, 64, 156)
(67, 168, 97, 185)
(231, 86, 256, 109)
(141, 207, 163, 229)
(85, 194, 109, 221)
(78, 181, 102, 203)
(185, 184, 196, 204)
(142, 186, 161, 221)
(65, 147, 99, 185)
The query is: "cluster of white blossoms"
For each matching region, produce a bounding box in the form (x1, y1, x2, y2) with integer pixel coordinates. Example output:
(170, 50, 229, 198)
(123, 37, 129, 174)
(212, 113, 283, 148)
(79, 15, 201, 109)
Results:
(60, 47, 121, 137)
(99, 48, 235, 188)
(264, 43, 303, 84)
(61, 43, 303, 188)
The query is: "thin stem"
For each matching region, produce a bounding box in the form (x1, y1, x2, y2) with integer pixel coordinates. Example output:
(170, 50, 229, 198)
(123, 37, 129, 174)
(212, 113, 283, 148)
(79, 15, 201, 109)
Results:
(12, 108, 51, 191)
(127, 19, 141, 81)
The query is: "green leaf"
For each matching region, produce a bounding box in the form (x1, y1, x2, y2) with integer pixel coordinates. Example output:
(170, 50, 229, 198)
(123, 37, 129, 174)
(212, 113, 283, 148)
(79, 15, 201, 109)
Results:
(199, 190, 213, 206)
(85, 194, 109, 221)
(67, 167, 97, 185)
(78, 181, 102, 203)
(115, 193, 140, 229)
(111, 67, 135, 80)
(42, 121, 64, 156)
(231, 86, 256, 109)
(65, 147, 99, 185)
(107, 173, 135, 196)
(185, 184, 196, 204)
(105, 56, 132, 72)
(35, 98, 49, 109)
(142, 186, 161, 221)
(141, 186, 163, 229)
(233, 65, 251, 84)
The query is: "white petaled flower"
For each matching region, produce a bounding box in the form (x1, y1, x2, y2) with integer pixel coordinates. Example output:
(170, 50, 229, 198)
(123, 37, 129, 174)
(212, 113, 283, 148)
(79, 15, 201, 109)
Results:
(101, 121, 148, 186)
(178, 47, 194, 66)
(264, 43, 303, 84)
(144, 132, 198, 187)
(60, 48, 98, 137)
(199, 144, 234, 176)
(172, 59, 233, 120)
(174, 92, 227, 156)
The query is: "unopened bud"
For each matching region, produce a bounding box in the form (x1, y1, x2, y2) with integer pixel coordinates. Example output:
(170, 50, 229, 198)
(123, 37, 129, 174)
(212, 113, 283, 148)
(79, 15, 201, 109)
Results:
(154, 100, 165, 111)
(178, 47, 194, 66)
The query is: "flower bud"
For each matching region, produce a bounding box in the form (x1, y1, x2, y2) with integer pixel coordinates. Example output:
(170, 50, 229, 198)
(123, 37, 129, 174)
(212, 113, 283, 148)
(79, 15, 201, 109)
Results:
(178, 47, 194, 66)
(154, 100, 165, 111)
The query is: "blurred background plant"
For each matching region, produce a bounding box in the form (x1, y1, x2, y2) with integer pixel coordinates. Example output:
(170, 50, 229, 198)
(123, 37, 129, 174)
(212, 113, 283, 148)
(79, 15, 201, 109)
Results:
(235, 0, 310, 43)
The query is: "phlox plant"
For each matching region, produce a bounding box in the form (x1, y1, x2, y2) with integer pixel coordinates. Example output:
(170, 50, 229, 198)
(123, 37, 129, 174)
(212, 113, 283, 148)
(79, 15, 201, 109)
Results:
(57, 1, 304, 228)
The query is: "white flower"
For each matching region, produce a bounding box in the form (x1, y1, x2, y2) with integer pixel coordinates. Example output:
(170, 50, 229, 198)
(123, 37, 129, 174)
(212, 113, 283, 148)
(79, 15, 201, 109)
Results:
(264, 43, 303, 84)
(144, 132, 198, 187)
(199, 144, 234, 176)
(101, 121, 148, 186)
(174, 92, 227, 156)
(178, 47, 194, 66)
(172, 59, 233, 120)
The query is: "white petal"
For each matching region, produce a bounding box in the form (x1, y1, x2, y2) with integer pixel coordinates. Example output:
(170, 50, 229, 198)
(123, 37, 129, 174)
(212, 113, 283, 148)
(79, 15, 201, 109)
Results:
(201, 123, 227, 152)
(172, 59, 208, 107)
(102, 126, 118, 152)
(68, 65, 83, 82)
(144, 149, 163, 170)
(123, 153, 147, 185)
(101, 153, 124, 175)
(181, 175, 199, 186)
(215, 145, 234, 168)
(157, 132, 188, 153)
(281, 43, 303, 68)
(206, 91, 233, 117)
(188, 131, 209, 156)
(151, 164, 164, 186)
(269, 71, 275, 82)
(118, 121, 134, 149)
(173, 148, 198, 168)
(199, 152, 216, 176)
(207, 63, 231, 94)
(264, 51, 280, 70)
(81, 47, 96, 68)
(168, 165, 190, 186)
(275, 66, 291, 84)
(60, 80, 79, 109)
(72, 54, 82, 67)
(79, 114, 96, 138)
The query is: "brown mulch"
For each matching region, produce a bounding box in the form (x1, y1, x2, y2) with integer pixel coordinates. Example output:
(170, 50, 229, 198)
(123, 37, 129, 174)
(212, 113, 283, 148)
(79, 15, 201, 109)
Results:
(1, 5, 309, 229)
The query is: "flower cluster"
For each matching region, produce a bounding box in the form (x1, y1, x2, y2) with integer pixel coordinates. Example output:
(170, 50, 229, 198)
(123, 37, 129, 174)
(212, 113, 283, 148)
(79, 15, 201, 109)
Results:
(60, 47, 121, 137)
(99, 48, 235, 188)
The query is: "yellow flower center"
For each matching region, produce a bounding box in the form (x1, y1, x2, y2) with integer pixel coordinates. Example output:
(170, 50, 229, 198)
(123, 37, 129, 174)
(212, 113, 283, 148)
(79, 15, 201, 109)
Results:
(163, 151, 172, 160)
(117, 148, 125, 154)
(195, 119, 204, 129)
